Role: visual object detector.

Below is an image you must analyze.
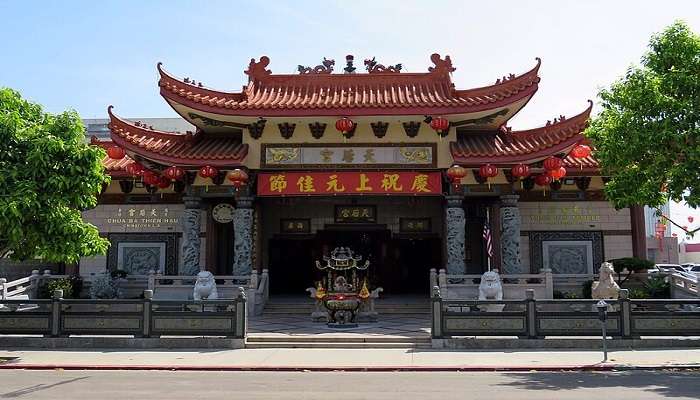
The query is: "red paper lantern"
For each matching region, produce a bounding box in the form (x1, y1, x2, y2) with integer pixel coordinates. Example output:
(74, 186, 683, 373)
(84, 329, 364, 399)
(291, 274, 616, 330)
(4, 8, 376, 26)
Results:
(548, 166, 567, 180)
(430, 116, 450, 134)
(543, 156, 562, 171)
(479, 164, 498, 179)
(142, 170, 159, 186)
(335, 117, 354, 133)
(164, 166, 185, 181)
(199, 165, 219, 179)
(571, 144, 592, 159)
(228, 168, 249, 188)
(107, 146, 126, 160)
(157, 176, 171, 189)
(125, 162, 145, 177)
(511, 163, 530, 178)
(689, 216, 695, 224)
(535, 174, 553, 186)
(446, 165, 467, 183)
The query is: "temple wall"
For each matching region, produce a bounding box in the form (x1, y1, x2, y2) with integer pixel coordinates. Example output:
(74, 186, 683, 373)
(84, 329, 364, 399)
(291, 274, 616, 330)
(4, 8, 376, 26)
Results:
(79, 204, 185, 276)
(518, 200, 633, 272)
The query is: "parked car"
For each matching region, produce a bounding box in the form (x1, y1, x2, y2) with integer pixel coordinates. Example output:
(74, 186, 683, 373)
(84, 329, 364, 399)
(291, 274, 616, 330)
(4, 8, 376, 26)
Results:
(685, 265, 700, 273)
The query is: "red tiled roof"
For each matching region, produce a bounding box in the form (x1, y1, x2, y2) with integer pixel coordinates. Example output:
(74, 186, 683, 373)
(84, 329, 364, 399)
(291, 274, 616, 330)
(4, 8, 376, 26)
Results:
(157, 54, 541, 117)
(90, 137, 133, 177)
(107, 107, 248, 167)
(450, 101, 594, 167)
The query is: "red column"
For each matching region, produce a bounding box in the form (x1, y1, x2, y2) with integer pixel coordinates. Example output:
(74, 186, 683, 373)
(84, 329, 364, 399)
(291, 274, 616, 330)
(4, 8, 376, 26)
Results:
(630, 205, 647, 259)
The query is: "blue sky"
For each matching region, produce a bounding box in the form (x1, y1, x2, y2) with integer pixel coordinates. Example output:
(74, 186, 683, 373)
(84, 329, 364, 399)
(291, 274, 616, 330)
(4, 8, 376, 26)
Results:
(2, 0, 699, 233)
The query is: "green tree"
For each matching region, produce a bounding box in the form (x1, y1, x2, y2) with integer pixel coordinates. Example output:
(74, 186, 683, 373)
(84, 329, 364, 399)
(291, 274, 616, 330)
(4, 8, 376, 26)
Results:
(0, 88, 109, 263)
(585, 22, 700, 211)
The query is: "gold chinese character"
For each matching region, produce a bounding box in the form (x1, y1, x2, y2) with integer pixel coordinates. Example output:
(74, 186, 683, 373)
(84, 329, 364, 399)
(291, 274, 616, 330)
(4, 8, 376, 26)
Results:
(341, 209, 350, 218)
(287, 222, 295, 230)
(355, 173, 373, 192)
(139, 209, 146, 217)
(296, 176, 316, 192)
(410, 174, 431, 193)
(416, 221, 425, 229)
(163, 208, 169, 217)
(150, 209, 157, 217)
(320, 149, 334, 163)
(296, 222, 304, 229)
(269, 174, 288, 193)
(352, 209, 360, 218)
(361, 208, 370, 217)
(363, 149, 376, 163)
(128, 209, 136, 217)
(407, 221, 415, 229)
(326, 174, 346, 192)
(342, 149, 355, 163)
(117, 208, 123, 217)
(381, 174, 403, 191)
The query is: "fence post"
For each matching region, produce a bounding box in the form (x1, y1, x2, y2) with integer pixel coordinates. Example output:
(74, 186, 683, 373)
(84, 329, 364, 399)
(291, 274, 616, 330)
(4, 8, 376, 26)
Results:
(0, 278, 6, 301)
(30, 270, 40, 299)
(429, 268, 437, 292)
(147, 270, 156, 292)
(261, 269, 270, 302)
(525, 289, 538, 339)
(542, 268, 554, 299)
(50, 289, 63, 338)
(619, 289, 632, 339)
(438, 269, 448, 295)
(234, 286, 247, 338)
(142, 289, 153, 338)
(431, 285, 443, 339)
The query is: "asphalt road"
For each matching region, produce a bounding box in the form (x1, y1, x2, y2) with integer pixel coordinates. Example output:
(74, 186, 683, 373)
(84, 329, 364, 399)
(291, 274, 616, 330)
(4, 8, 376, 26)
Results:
(0, 370, 698, 399)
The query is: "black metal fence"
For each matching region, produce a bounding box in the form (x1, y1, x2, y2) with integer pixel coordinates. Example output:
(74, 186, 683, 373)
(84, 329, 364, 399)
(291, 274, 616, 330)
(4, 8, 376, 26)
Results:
(431, 287, 700, 339)
(0, 289, 247, 338)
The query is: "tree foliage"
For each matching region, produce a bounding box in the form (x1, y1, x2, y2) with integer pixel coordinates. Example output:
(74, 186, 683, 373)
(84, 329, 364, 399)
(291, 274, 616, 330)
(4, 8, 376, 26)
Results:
(585, 21, 700, 209)
(0, 88, 109, 263)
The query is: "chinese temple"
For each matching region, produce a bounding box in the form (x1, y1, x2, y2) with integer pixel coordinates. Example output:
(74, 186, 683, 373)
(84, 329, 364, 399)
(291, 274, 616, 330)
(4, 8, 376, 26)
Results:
(85, 53, 647, 296)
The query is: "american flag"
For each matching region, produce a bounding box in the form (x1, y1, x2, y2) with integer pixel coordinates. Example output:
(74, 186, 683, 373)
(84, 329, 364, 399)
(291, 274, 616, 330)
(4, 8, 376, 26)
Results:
(483, 220, 493, 260)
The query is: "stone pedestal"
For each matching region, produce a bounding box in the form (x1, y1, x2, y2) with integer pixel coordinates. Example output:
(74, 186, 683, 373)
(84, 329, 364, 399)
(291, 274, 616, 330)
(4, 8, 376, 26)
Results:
(499, 194, 522, 274)
(233, 196, 254, 276)
(180, 196, 202, 275)
(445, 195, 466, 275)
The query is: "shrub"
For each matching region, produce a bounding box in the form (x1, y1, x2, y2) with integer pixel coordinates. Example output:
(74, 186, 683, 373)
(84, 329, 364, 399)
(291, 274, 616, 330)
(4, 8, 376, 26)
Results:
(608, 257, 655, 285)
(629, 287, 650, 299)
(89, 274, 122, 299)
(45, 278, 73, 298)
(644, 276, 670, 298)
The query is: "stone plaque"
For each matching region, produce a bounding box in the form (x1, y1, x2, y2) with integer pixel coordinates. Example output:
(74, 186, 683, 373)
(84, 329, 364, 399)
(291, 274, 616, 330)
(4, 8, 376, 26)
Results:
(262, 144, 436, 168)
(444, 317, 525, 332)
(542, 240, 593, 274)
(153, 317, 233, 331)
(62, 317, 142, 330)
(632, 317, 700, 332)
(117, 242, 166, 274)
(529, 231, 603, 274)
(0, 316, 50, 331)
(538, 317, 618, 332)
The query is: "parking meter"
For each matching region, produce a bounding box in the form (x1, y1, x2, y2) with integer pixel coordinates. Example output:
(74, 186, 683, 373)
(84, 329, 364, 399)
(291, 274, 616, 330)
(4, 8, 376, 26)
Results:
(596, 299, 609, 362)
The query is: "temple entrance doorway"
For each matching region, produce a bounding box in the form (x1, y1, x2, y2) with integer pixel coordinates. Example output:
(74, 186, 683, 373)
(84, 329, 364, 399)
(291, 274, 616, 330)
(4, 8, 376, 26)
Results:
(268, 237, 316, 295)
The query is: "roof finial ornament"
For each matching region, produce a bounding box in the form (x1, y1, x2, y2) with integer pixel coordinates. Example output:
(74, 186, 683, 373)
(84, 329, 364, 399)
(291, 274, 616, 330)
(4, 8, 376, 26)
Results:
(344, 55, 356, 74)
(297, 57, 335, 74)
(428, 53, 456, 75)
(364, 57, 402, 73)
(245, 56, 272, 82)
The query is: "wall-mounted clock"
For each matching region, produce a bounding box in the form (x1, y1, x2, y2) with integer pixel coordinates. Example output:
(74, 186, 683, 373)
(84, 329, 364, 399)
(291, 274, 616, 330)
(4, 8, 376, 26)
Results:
(212, 203, 235, 223)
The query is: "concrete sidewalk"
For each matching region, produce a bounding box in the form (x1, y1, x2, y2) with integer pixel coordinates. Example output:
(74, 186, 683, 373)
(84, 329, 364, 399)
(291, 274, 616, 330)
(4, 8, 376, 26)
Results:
(1, 348, 700, 371)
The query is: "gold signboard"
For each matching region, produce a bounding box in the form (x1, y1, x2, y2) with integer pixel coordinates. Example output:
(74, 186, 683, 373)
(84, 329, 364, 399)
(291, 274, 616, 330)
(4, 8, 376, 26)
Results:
(528, 205, 601, 225)
(107, 207, 179, 229)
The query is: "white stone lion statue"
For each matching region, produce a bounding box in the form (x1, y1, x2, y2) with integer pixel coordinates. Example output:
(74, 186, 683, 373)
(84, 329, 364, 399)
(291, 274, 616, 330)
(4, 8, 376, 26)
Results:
(592, 262, 620, 299)
(193, 270, 218, 300)
(478, 270, 503, 300)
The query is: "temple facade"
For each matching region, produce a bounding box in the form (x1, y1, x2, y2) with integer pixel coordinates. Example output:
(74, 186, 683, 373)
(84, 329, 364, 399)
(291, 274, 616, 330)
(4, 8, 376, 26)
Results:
(81, 53, 648, 295)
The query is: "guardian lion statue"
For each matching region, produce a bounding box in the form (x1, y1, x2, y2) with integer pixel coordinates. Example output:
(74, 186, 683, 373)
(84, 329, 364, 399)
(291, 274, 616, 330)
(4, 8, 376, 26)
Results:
(193, 270, 219, 300)
(478, 270, 503, 300)
(592, 262, 620, 299)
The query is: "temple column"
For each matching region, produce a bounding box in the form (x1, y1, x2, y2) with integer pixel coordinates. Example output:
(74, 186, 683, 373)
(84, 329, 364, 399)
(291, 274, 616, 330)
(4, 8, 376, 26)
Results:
(499, 194, 523, 274)
(445, 195, 466, 275)
(233, 196, 254, 276)
(180, 195, 202, 275)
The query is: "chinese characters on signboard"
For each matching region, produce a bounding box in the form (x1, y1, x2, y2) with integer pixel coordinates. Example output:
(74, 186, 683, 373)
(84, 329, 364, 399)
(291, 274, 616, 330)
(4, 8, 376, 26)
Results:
(257, 171, 442, 196)
(106, 208, 179, 229)
(335, 206, 377, 223)
(399, 218, 432, 233)
(280, 219, 311, 233)
(527, 205, 601, 225)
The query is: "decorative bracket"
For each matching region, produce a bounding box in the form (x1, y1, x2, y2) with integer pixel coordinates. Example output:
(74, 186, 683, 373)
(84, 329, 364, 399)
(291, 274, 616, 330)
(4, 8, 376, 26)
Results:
(472, 169, 487, 184)
(247, 119, 266, 139)
(402, 121, 421, 138)
(278, 123, 296, 140)
(370, 122, 389, 138)
(308, 122, 327, 139)
(575, 177, 592, 191)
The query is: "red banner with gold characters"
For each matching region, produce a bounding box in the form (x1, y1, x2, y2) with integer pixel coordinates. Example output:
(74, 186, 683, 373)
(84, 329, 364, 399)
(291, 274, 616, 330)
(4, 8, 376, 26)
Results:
(257, 171, 442, 196)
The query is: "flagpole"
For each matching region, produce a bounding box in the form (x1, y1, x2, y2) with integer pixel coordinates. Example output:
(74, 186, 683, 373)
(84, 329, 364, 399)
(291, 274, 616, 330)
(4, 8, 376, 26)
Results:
(486, 208, 491, 272)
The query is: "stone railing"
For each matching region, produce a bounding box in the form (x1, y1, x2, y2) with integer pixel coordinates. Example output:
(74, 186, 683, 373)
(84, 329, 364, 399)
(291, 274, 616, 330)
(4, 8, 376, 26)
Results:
(0, 270, 68, 300)
(429, 268, 554, 299)
(0, 289, 247, 342)
(431, 287, 700, 340)
(669, 271, 699, 299)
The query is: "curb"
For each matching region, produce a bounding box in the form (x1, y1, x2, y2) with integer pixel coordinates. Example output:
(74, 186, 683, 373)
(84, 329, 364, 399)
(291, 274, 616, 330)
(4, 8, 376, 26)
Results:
(1, 363, 698, 372)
